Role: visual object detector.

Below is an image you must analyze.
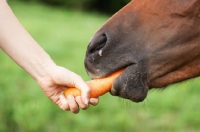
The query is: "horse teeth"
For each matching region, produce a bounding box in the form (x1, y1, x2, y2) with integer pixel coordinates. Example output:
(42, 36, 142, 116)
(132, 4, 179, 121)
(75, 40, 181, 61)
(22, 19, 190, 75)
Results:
(98, 50, 103, 56)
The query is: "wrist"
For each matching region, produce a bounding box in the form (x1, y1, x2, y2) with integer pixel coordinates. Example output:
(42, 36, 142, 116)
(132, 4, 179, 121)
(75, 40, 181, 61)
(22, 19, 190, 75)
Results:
(33, 54, 57, 84)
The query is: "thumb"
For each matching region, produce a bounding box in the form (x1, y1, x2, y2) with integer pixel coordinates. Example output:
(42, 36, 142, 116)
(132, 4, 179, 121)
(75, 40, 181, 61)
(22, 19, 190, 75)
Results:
(72, 74, 90, 105)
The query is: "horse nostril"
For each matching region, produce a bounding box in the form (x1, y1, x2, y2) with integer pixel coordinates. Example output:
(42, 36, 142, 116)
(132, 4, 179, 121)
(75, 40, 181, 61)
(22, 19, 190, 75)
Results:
(88, 33, 107, 55)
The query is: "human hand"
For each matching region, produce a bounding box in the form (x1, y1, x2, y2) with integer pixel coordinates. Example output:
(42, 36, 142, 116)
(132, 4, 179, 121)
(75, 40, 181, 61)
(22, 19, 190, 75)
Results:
(38, 66, 99, 114)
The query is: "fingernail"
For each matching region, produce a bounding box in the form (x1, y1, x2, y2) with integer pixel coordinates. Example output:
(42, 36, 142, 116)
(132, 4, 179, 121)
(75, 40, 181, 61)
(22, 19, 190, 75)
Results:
(84, 98, 89, 105)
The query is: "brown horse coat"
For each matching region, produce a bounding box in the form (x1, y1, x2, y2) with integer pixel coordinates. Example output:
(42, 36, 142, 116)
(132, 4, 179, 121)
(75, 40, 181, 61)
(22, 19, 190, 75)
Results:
(85, 0, 200, 102)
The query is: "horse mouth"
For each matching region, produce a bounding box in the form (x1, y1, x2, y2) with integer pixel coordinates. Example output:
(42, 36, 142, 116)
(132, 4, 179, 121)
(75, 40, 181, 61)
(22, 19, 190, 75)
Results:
(86, 65, 130, 80)
(90, 65, 147, 102)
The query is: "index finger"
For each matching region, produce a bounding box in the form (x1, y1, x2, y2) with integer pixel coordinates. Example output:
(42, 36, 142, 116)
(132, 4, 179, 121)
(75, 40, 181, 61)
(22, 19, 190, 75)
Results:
(74, 75, 90, 105)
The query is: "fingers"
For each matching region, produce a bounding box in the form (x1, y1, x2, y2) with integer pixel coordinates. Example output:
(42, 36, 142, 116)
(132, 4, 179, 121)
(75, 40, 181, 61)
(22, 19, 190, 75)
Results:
(56, 68, 90, 105)
(59, 94, 99, 112)
(59, 94, 70, 111)
(75, 97, 99, 110)
(51, 67, 99, 112)
(59, 95, 99, 113)
(73, 75, 90, 105)
(59, 94, 80, 114)
(67, 95, 80, 114)
(89, 98, 99, 106)
(75, 96, 88, 110)
(68, 71, 99, 108)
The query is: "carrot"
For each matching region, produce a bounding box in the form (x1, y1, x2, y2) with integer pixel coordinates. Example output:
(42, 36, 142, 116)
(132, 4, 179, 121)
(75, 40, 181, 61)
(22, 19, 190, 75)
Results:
(64, 69, 124, 98)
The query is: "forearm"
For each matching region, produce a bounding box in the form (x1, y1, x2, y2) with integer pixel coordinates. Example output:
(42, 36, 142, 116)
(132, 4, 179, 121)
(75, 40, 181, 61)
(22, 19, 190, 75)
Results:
(0, 1, 56, 82)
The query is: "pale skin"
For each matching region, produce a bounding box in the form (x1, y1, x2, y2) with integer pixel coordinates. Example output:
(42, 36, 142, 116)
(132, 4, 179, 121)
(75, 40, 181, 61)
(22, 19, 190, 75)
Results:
(0, 0, 99, 114)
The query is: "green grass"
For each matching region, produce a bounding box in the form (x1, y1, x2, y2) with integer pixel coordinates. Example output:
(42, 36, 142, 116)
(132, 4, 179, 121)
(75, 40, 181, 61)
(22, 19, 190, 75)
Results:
(0, 1, 200, 132)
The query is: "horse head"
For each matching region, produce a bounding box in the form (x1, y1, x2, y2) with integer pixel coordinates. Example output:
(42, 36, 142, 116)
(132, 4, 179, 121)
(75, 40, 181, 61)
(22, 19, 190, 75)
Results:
(85, 0, 200, 102)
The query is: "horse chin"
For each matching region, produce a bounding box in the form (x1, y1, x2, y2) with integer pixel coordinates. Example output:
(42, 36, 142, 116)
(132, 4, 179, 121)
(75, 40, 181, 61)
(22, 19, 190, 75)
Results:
(110, 64, 149, 102)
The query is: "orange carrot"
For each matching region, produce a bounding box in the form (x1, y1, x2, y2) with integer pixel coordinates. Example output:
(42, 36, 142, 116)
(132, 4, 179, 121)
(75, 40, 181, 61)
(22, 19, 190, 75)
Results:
(64, 69, 124, 98)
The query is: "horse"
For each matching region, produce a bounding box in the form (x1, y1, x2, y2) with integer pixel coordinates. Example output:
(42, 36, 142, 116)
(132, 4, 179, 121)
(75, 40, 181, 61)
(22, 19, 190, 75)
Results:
(84, 0, 200, 102)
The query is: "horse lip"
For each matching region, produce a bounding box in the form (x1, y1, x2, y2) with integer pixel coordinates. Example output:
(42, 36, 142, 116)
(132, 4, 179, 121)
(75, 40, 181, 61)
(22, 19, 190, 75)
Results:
(87, 62, 134, 79)
(88, 65, 127, 79)
(87, 70, 102, 79)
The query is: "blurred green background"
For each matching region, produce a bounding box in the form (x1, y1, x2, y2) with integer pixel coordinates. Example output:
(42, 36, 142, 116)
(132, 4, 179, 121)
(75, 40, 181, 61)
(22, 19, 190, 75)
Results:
(1, 1, 200, 132)
(12, 0, 130, 14)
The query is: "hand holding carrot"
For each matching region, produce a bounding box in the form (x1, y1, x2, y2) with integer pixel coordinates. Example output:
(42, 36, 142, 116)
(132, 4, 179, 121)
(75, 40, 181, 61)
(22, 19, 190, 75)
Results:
(38, 66, 99, 114)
